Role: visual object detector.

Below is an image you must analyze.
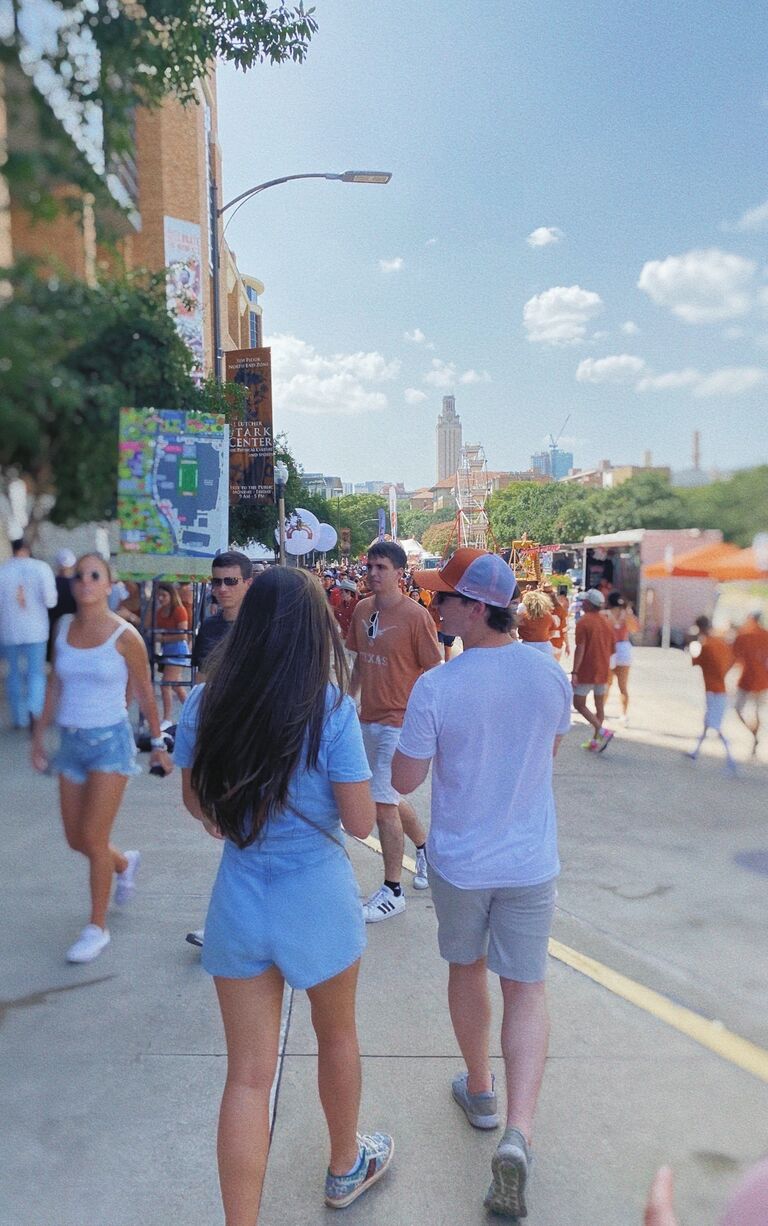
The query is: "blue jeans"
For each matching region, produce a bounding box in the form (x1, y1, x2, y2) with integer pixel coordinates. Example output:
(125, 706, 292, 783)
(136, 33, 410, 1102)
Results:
(2, 641, 48, 726)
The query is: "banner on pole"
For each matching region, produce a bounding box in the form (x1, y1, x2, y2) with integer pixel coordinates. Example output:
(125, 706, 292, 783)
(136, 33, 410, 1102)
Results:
(164, 217, 204, 382)
(377, 507, 386, 540)
(388, 485, 398, 542)
(225, 347, 275, 505)
(340, 528, 351, 557)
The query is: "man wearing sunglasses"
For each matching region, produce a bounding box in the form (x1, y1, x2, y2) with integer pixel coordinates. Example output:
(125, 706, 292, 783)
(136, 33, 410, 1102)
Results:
(190, 551, 253, 676)
(391, 548, 571, 1221)
(348, 541, 442, 922)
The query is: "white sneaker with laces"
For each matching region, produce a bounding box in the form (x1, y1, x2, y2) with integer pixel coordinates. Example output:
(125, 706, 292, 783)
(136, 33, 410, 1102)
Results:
(114, 850, 141, 904)
(362, 885, 406, 923)
(66, 924, 111, 964)
(185, 929, 205, 948)
(413, 848, 429, 890)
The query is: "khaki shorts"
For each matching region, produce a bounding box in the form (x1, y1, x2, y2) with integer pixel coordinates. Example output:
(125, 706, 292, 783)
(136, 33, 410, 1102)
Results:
(361, 721, 401, 805)
(428, 867, 557, 983)
(735, 688, 767, 715)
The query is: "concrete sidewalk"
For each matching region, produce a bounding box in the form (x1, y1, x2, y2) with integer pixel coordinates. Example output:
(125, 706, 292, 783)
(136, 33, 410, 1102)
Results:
(2, 647, 767, 1225)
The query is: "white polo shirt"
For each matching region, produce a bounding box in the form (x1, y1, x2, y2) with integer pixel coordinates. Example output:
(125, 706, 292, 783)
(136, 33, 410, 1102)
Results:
(0, 557, 57, 646)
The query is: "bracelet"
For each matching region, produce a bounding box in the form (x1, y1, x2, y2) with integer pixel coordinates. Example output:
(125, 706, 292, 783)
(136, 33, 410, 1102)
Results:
(150, 735, 167, 750)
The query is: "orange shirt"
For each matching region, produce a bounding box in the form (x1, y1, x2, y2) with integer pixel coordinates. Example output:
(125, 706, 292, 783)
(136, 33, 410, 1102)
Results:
(349, 594, 442, 726)
(693, 636, 732, 694)
(573, 611, 615, 685)
(155, 604, 188, 643)
(549, 603, 569, 650)
(517, 611, 555, 643)
(733, 625, 768, 693)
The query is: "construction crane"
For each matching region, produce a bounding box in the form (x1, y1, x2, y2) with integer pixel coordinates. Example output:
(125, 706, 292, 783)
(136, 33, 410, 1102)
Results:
(547, 412, 571, 454)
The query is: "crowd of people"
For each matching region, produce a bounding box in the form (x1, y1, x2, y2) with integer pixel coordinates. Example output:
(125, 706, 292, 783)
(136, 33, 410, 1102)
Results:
(1, 534, 766, 1222)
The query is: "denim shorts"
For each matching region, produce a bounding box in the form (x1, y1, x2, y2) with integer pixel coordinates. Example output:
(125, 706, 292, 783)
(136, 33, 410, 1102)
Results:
(202, 842, 366, 988)
(53, 719, 140, 784)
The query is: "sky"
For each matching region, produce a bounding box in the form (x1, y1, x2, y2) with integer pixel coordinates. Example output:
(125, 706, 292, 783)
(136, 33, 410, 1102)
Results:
(217, 0, 768, 490)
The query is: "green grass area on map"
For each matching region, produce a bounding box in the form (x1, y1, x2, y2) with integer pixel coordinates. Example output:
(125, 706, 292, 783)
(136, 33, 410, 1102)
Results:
(178, 459, 199, 495)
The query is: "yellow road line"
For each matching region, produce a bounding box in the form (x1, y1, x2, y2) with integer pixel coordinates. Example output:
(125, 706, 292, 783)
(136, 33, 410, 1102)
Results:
(356, 835, 768, 1084)
(548, 939, 768, 1083)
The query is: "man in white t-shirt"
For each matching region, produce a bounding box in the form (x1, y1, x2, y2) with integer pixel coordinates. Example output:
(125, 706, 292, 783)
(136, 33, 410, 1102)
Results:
(392, 548, 571, 1221)
(0, 539, 57, 729)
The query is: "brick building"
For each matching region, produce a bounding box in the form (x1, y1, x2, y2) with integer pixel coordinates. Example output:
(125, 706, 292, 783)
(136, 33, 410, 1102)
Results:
(2, 25, 262, 376)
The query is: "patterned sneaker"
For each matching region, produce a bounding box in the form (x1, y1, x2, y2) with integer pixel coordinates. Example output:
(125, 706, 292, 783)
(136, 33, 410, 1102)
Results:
(363, 885, 406, 923)
(580, 738, 599, 751)
(324, 1132, 394, 1208)
(114, 850, 141, 904)
(413, 847, 429, 890)
(596, 728, 614, 753)
(484, 1127, 532, 1218)
(185, 929, 204, 948)
(451, 1071, 499, 1129)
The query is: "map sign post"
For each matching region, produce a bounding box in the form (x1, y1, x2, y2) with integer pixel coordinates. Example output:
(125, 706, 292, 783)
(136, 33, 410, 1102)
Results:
(116, 408, 230, 577)
(226, 347, 275, 505)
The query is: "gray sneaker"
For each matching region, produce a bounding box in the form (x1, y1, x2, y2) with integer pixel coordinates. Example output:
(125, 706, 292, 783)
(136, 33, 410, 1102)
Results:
(451, 1071, 499, 1129)
(484, 1127, 531, 1218)
(413, 847, 429, 890)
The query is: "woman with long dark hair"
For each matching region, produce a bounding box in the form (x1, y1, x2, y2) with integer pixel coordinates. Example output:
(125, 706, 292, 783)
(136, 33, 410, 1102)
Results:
(177, 567, 392, 1224)
(31, 553, 172, 963)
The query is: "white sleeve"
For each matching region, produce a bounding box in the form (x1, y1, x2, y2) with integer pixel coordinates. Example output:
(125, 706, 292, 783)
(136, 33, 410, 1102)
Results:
(42, 562, 58, 609)
(397, 673, 438, 761)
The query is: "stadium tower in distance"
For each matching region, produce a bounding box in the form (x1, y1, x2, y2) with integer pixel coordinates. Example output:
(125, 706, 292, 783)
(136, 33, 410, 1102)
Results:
(436, 395, 462, 482)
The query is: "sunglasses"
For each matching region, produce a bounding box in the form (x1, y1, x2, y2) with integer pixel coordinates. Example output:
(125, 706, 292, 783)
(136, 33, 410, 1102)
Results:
(74, 570, 104, 582)
(367, 610, 380, 640)
(210, 576, 241, 587)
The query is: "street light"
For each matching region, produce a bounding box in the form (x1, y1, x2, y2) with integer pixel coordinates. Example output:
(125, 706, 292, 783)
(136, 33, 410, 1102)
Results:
(274, 460, 289, 567)
(209, 168, 392, 380)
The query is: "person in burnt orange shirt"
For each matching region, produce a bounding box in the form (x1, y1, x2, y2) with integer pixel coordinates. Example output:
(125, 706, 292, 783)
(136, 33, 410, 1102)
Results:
(732, 611, 768, 754)
(517, 589, 555, 656)
(687, 616, 735, 771)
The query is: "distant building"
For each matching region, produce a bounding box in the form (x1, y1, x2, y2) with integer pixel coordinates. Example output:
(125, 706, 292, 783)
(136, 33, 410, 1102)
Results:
(243, 276, 264, 349)
(353, 480, 390, 495)
(300, 473, 344, 498)
(560, 460, 671, 489)
(436, 396, 462, 482)
(531, 447, 573, 479)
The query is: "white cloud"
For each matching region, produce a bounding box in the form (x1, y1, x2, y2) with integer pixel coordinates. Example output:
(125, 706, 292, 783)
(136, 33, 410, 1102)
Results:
(404, 328, 426, 343)
(425, 237, 438, 246)
(636, 368, 702, 392)
(730, 199, 768, 232)
(693, 366, 767, 397)
(526, 226, 564, 248)
(637, 248, 755, 323)
(379, 256, 404, 273)
(267, 333, 399, 416)
(423, 358, 490, 388)
(576, 354, 646, 384)
(635, 365, 767, 397)
(621, 320, 640, 335)
(404, 388, 428, 405)
(523, 285, 604, 344)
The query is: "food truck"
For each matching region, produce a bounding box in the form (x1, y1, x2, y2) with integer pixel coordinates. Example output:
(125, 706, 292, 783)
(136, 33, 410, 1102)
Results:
(582, 528, 723, 645)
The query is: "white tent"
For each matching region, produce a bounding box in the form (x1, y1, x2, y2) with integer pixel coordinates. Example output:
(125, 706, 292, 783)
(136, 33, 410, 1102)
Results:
(399, 537, 427, 560)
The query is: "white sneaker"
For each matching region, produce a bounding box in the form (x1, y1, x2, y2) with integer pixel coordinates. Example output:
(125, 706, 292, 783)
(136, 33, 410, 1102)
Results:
(413, 848, 429, 890)
(363, 885, 406, 923)
(185, 929, 204, 948)
(114, 850, 141, 904)
(66, 924, 111, 963)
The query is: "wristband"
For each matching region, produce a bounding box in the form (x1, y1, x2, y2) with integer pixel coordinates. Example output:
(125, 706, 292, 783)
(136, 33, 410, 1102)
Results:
(150, 735, 167, 750)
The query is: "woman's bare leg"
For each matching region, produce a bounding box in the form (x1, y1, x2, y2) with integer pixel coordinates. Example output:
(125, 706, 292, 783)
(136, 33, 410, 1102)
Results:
(78, 772, 130, 927)
(215, 968, 285, 1226)
(307, 960, 363, 1175)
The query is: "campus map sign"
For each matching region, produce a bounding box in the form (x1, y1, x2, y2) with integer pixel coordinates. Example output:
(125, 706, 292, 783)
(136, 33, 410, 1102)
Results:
(225, 347, 275, 505)
(116, 408, 229, 576)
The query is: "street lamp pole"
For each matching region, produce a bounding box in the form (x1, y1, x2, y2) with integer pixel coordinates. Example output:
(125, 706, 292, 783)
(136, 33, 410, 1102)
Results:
(274, 460, 289, 567)
(208, 167, 392, 382)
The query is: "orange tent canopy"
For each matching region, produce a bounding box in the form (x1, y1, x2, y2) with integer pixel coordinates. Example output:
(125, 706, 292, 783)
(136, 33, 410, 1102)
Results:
(643, 541, 741, 579)
(700, 547, 768, 582)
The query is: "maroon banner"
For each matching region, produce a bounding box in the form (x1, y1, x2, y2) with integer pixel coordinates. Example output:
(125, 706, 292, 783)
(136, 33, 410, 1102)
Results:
(226, 347, 274, 504)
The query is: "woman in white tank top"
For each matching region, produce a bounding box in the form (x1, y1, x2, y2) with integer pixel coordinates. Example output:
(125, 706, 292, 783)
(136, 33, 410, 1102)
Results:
(31, 553, 173, 964)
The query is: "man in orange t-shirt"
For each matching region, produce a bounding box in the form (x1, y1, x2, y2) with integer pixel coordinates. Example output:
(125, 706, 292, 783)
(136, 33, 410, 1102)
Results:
(349, 541, 442, 921)
(732, 612, 768, 754)
(571, 589, 616, 751)
(687, 616, 735, 770)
